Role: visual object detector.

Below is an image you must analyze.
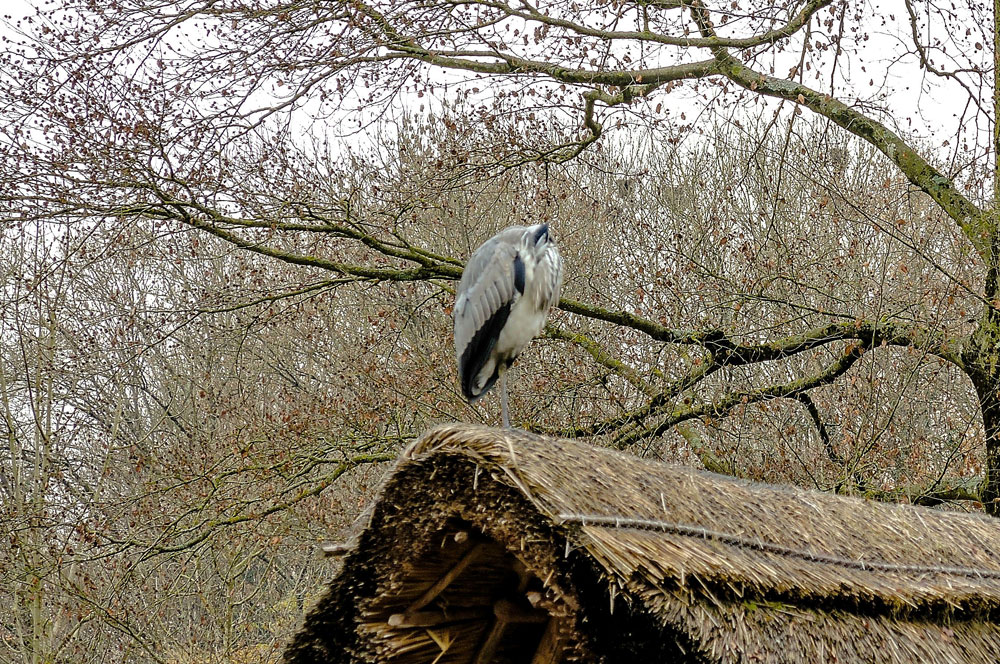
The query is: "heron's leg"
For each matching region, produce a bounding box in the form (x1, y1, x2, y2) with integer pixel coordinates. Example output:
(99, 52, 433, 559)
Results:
(500, 371, 510, 429)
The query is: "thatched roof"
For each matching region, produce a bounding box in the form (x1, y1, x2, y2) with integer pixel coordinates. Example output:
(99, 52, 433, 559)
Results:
(284, 423, 1000, 664)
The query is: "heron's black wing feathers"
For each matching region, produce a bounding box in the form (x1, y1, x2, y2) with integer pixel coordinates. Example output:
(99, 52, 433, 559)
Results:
(454, 237, 520, 397)
(459, 301, 511, 401)
(513, 254, 525, 295)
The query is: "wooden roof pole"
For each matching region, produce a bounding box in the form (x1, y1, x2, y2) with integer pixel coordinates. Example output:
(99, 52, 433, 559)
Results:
(403, 541, 487, 614)
(473, 599, 549, 663)
(530, 618, 564, 664)
(472, 617, 508, 664)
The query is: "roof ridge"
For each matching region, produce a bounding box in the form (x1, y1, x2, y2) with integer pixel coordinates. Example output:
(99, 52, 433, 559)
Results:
(558, 513, 1000, 580)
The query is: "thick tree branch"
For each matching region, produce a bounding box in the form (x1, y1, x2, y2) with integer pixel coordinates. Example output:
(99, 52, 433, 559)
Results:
(464, 0, 837, 50)
(559, 297, 964, 367)
(354, 1, 722, 86)
(864, 478, 982, 507)
(545, 324, 658, 397)
(539, 313, 957, 440)
(612, 340, 867, 448)
(129, 200, 464, 282)
(712, 54, 987, 258)
(124, 193, 971, 464)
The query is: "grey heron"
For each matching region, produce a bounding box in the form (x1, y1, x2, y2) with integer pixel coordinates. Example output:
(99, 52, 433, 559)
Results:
(453, 223, 563, 428)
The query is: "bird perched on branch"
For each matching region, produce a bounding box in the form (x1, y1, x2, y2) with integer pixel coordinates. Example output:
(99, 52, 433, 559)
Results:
(454, 223, 564, 428)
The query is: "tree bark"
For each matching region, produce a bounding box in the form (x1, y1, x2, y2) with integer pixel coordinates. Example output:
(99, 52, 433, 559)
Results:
(967, 312, 1000, 514)
(974, 379, 1000, 514)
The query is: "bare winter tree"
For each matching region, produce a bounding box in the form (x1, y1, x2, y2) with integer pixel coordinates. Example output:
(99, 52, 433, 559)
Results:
(0, 0, 997, 656)
(0, 0, 994, 490)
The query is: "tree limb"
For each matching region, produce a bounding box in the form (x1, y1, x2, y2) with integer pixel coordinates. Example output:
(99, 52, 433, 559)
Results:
(611, 340, 867, 448)
(712, 54, 987, 258)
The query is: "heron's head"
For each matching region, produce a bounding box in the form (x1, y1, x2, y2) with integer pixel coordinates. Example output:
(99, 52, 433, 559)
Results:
(528, 223, 554, 249)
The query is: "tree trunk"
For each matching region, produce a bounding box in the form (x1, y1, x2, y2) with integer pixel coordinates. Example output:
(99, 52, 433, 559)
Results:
(968, 281, 1000, 514)
(978, 382, 1000, 515)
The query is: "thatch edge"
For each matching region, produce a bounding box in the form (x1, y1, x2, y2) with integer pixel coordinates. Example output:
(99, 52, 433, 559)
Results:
(403, 424, 1000, 621)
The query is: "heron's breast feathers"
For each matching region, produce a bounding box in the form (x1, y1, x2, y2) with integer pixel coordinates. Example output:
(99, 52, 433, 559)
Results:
(524, 243, 563, 312)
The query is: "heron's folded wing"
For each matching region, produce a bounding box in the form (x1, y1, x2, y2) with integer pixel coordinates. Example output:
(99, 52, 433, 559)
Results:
(454, 240, 520, 397)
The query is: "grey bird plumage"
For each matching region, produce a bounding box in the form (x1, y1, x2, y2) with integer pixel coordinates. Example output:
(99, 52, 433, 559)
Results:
(453, 223, 563, 428)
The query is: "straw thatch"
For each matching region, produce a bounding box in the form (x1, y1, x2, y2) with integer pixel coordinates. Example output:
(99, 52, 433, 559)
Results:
(284, 423, 1000, 663)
